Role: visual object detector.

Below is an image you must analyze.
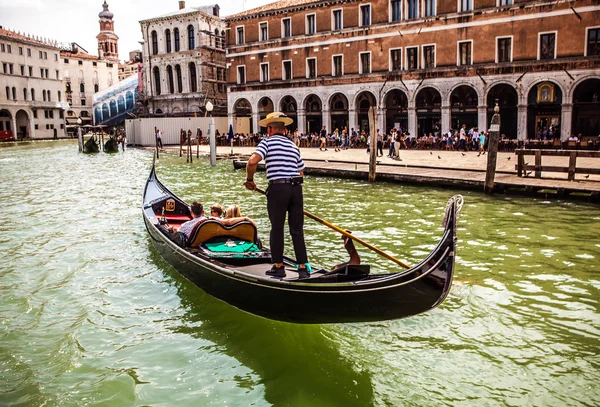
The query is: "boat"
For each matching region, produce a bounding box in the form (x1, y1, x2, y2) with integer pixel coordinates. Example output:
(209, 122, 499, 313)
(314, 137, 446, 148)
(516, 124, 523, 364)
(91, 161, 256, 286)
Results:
(104, 136, 120, 153)
(142, 159, 463, 324)
(83, 135, 100, 153)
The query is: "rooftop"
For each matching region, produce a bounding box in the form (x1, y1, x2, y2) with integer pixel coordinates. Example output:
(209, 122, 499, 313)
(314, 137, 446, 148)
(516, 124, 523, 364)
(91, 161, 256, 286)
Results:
(0, 26, 59, 48)
(140, 4, 221, 23)
(226, 0, 321, 20)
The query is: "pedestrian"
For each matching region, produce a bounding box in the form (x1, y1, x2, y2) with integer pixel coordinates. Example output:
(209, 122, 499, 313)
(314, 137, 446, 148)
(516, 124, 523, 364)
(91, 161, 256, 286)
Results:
(157, 129, 163, 148)
(244, 112, 311, 279)
(376, 129, 383, 156)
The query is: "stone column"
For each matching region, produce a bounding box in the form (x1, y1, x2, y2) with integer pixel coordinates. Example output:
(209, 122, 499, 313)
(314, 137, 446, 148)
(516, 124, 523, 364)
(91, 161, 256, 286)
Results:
(348, 109, 356, 133)
(322, 108, 330, 133)
(517, 104, 527, 140)
(441, 105, 451, 133)
(478, 105, 487, 132)
(408, 106, 417, 137)
(11, 117, 17, 140)
(28, 117, 36, 139)
(377, 107, 385, 134)
(297, 108, 306, 135)
(560, 103, 572, 141)
(252, 112, 260, 134)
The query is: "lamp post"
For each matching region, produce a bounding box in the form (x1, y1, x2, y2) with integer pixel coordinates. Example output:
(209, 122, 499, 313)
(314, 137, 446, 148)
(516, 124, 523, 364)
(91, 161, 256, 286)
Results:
(484, 102, 501, 195)
(77, 117, 83, 152)
(206, 101, 216, 166)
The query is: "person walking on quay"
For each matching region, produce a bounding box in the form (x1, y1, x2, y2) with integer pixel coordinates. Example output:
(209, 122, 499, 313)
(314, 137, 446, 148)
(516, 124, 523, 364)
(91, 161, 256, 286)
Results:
(376, 129, 384, 157)
(244, 112, 310, 279)
(458, 124, 467, 151)
(319, 126, 328, 151)
(156, 129, 163, 149)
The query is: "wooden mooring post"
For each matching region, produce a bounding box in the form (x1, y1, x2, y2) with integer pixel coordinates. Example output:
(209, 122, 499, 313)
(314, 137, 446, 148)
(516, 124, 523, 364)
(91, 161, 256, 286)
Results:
(368, 106, 377, 183)
(484, 103, 501, 194)
(154, 126, 159, 159)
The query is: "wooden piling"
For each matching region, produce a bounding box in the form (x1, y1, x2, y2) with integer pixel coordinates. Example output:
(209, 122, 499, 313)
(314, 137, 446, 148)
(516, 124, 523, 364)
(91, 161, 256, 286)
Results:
(484, 105, 501, 194)
(154, 126, 159, 159)
(368, 106, 377, 183)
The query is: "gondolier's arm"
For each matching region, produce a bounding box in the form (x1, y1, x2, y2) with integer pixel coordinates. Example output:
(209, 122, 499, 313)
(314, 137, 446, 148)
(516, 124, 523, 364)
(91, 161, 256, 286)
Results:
(244, 153, 261, 191)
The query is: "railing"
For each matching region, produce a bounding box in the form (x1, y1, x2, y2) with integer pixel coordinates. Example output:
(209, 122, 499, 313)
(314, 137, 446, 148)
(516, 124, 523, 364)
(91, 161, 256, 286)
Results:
(515, 149, 600, 181)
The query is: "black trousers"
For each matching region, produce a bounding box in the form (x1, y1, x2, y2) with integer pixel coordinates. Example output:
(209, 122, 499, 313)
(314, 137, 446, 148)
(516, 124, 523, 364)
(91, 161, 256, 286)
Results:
(266, 183, 308, 265)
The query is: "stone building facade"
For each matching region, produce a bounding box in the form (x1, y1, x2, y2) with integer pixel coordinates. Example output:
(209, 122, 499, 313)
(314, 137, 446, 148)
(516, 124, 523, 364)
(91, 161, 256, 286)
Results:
(139, 2, 228, 116)
(0, 28, 67, 140)
(225, 0, 600, 140)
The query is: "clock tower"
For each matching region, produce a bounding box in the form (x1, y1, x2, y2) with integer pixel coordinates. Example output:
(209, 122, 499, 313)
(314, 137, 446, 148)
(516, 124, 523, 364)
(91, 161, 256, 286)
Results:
(96, 1, 119, 62)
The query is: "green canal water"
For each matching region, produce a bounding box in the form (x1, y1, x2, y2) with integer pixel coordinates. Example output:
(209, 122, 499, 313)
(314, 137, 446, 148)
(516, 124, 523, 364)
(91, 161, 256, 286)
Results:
(1, 141, 598, 407)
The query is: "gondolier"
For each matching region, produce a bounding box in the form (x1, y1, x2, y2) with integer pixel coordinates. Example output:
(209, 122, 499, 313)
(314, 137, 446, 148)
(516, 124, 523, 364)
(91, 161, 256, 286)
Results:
(244, 112, 310, 279)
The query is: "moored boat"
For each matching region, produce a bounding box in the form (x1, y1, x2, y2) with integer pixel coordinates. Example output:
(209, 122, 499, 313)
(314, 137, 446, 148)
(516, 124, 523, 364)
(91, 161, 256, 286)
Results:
(104, 137, 119, 153)
(83, 135, 100, 153)
(142, 159, 463, 324)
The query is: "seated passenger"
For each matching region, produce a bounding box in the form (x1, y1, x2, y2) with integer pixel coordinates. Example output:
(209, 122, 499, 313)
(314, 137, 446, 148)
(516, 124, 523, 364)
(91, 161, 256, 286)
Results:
(224, 204, 242, 219)
(210, 203, 224, 218)
(169, 201, 206, 238)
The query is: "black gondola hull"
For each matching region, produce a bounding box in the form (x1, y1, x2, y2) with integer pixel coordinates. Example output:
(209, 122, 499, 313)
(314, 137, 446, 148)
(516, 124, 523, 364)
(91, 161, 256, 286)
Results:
(143, 163, 459, 324)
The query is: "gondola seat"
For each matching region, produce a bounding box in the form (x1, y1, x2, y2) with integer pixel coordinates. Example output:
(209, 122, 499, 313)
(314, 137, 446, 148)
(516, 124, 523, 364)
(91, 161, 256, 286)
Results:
(187, 218, 259, 248)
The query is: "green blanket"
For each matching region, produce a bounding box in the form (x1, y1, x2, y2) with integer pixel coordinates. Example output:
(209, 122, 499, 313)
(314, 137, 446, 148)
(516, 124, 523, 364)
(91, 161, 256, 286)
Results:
(204, 240, 260, 253)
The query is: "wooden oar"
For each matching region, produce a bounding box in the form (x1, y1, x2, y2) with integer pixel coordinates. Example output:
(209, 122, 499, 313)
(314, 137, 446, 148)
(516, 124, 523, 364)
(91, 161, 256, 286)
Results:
(252, 186, 411, 269)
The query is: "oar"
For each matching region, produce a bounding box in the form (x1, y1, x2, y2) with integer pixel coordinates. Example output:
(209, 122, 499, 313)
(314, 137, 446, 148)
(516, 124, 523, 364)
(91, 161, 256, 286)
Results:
(252, 186, 411, 269)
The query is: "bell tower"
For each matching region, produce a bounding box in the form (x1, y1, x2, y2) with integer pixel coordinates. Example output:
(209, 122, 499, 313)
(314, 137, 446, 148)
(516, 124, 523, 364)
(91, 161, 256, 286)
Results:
(96, 1, 119, 62)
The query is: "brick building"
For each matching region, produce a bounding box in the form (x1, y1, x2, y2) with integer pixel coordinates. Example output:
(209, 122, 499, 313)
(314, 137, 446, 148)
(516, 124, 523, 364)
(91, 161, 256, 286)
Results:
(139, 2, 227, 116)
(225, 0, 600, 140)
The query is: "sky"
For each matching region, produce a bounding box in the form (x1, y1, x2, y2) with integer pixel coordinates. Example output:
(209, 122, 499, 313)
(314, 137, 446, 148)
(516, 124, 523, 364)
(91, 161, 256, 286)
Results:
(0, 0, 273, 61)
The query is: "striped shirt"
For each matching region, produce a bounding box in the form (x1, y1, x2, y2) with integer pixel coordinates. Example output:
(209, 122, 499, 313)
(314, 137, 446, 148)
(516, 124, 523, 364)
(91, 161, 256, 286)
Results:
(255, 134, 305, 181)
(178, 216, 207, 238)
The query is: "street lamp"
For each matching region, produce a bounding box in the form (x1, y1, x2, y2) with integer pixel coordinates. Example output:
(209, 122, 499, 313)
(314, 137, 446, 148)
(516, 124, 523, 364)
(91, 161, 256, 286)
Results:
(206, 101, 216, 166)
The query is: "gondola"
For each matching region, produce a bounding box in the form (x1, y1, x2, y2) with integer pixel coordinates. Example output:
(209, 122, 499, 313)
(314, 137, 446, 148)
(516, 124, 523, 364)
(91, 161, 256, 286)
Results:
(83, 135, 100, 153)
(142, 159, 463, 324)
(104, 136, 119, 153)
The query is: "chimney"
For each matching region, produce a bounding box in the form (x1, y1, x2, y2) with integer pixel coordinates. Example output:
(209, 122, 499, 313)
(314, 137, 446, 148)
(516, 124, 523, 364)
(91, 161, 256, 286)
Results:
(178, 1, 185, 9)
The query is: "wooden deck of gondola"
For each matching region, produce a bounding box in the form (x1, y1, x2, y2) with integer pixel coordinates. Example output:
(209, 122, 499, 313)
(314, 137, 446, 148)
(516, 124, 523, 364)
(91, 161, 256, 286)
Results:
(233, 158, 600, 202)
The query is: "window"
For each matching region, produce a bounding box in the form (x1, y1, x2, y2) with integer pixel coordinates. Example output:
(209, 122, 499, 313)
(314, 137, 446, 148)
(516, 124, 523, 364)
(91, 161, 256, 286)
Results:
(80, 83, 85, 93)
(188, 25, 195, 50)
(151, 30, 158, 54)
(56, 70, 59, 79)
(360, 52, 371, 74)
(31, 89, 35, 100)
(94, 84, 99, 93)
(6, 45, 11, 53)
(423, 45, 435, 68)
(20, 65, 24, 75)
(460, 0, 473, 12)
(282, 18, 292, 38)
(587, 28, 600, 56)
(164, 29, 171, 53)
(12, 87, 16, 100)
(39, 50, 43, 58)
(40, 68, 44, 77)
(23, 88, 27, 100)
(539, 33, 556, 60)
(407, 47, 419, 69)
(306, 58, 317, 78)
(497, 37, 512, 63)
(153, 66, 161, 95)
(18, 47, 23, 55)
(332, 9, 343, 31)
(47, 90, 51, 101)
(175, 65, 182, 93)
(408, 0, 419, 19)
(58, 91, 61, 101)
(260, 63, 269, 82)
(9, 64, 13, 75)
(28, 66, 32, 76)
(260, 22, 268, 41)
(236, 26, 245, 45)
(64, 58, 69, 63)
(333, 55, 343, 76)
(425, 0, 436, 17)
(4, 86, 8, 100)
(167, 65, 174, 93)
(237, 65, 246, 84)
(360, 4, 371, 27)
(0, 44, 4, 52)
(306, 14, 316, 35)
(283, 60, 292, 80)
(499, 0, 513, 5)
(44, 52, 47, 59)
(390, 48, 402, 70)
(92, 61, 97, 66)
(391, 1, 402, 21)
(27, 48, 31, 57)
(174, 28, 180, 51)
(189, 62, 198, 91)
(78, 60, 83, 65)
(33, 110, 37, 118)
(458, 41, 472, 65)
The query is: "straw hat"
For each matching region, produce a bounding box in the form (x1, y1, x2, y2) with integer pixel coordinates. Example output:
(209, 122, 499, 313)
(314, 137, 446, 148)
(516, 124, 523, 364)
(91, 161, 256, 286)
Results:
(258, 112, 294, 127)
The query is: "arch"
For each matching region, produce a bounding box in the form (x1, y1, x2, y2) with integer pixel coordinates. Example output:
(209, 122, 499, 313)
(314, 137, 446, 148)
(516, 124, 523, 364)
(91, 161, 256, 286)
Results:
(279, 95, 298, 130)
(80, 82, 85, 93)
(117, 95, 125, 112)
(384, 89, 408, 133)
(450, 85, 478, 132)
(189, 62, 197, 92)
(165, 29, 172, 53)
(95, 107, 102, 124)
(0, 109, 13, 140)
(15, 110, 29, 139)
(80, 111, 89, 118)
(47, 90, 51, 101)
(126, 91, 134, 109)
(258, 96, 274, 115)
(233, 98, 252, 116)
(572, 78, 600, 138)
(175, 65, 182, 93)
(415, 87, 442, 136)
(303, 94, 323, 134)
(187, 25, 195, 50)
(174, 28, 180, 52)
(153, 66, 161, 95)
(151, 30, 158, 54)
(102, 103, 109, 120)
(527, 81, 562, 139)
(355, 91, 377, 134)
(329, 92, 349, 133)
(42, 89, 47, 101)
(167, 65, 174, 94)
(155, 108, 163, 114)
(486, 83, 518, 139)
(109, 99, 118, 116)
